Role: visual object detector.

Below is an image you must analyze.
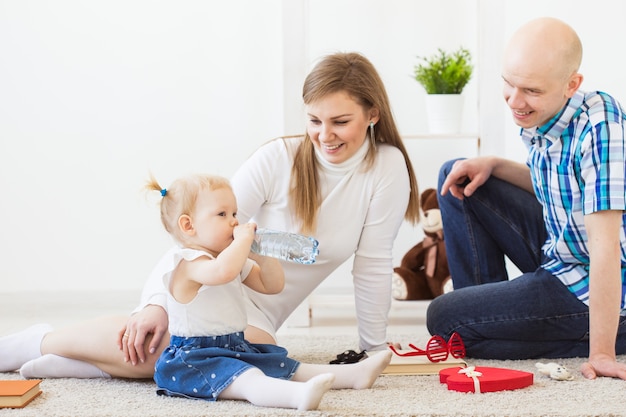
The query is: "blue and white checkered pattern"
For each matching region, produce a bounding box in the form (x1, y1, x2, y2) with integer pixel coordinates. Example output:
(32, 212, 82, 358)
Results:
(520, 90, 626, 307)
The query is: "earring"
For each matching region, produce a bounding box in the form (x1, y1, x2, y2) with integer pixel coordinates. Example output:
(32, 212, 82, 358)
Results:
(369, 122, 376, 149)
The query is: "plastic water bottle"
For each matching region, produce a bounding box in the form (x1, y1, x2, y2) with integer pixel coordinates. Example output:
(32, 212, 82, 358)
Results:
(250, 228, 319, 264)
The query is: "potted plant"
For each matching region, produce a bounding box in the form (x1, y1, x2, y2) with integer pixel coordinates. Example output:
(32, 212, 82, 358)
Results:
(413, 47, 473, 134)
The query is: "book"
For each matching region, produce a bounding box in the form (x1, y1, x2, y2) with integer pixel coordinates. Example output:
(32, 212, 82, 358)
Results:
(380, 351, 467, 376)
(0, 379, 42, 408)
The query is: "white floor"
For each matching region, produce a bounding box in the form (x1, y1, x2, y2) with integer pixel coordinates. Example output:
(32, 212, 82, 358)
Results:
(0, 290, 431, 342)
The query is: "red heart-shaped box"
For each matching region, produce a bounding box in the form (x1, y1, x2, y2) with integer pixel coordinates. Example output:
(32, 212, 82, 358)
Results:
(439, 366, 533, 393)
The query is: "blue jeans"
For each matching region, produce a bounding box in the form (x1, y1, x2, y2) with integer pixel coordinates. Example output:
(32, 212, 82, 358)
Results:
(426, 159, 626, 359)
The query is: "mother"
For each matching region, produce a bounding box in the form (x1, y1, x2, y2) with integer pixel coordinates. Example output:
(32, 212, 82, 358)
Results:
(1, 52, 420, 379)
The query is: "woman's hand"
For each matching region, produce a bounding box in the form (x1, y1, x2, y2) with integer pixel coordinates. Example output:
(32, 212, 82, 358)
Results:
(118, 304, 168, 365)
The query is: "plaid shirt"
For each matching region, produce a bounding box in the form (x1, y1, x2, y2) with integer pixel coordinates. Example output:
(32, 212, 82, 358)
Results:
(521, 90, 626, 308)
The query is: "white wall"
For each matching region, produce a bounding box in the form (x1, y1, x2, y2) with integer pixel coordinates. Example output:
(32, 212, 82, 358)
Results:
(0, 0, 285, 292)
(305, 0, 480, 136)
(1, 0, 625, 293)
(481, 0, 626, 160)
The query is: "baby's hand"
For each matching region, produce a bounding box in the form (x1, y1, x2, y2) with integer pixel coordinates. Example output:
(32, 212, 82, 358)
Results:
(233, 222, 256, 242)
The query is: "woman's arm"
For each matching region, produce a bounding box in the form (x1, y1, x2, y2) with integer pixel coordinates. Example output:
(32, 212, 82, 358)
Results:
(231, 139, 291, 225)
(352, 146, 411, 351)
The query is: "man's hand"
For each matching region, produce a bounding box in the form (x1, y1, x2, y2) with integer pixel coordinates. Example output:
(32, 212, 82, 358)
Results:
(440, 158, 494, 200)
(441, 157, 533, 199)
(581, 354, 626, 380)
(118, 304, 168, 365)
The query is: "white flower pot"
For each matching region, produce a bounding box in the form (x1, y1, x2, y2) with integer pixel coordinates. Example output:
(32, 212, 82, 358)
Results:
(425, 94, 464, 134)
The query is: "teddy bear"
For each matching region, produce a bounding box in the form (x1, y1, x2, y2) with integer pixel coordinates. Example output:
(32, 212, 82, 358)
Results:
(392, 188, 451, 300)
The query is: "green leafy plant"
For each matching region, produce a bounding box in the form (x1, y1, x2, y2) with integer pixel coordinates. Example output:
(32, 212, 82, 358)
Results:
(413, 47, 473, 94)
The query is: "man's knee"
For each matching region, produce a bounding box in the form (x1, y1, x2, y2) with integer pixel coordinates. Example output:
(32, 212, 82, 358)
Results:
(437, 158, 465, 192)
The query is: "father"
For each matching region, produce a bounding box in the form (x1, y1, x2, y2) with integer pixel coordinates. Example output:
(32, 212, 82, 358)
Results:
(427, 17, 626, 380)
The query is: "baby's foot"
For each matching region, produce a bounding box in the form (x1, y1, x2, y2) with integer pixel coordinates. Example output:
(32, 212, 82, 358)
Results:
(296, 373, 334, 411)
(351, 350, 392, 389)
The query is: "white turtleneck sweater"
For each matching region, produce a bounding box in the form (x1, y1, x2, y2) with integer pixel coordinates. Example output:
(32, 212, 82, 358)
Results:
(136, 136, 411, 351)
(232, 137, 410, 350)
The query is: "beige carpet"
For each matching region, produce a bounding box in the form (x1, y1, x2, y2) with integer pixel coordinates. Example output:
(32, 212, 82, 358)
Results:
(2, 332, 625, 417)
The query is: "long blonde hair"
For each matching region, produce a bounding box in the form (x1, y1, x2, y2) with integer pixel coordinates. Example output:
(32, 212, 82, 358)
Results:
(291, 52, 420, 233)
(146, 173, 232, 244)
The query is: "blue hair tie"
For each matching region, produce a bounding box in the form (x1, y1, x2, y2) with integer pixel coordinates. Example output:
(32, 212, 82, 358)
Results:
(160, 188, 167, 197)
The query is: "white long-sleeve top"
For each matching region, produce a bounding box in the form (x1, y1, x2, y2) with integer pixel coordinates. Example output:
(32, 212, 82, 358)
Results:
(135, 136, 411, 351)
(232, 137, 410, 350)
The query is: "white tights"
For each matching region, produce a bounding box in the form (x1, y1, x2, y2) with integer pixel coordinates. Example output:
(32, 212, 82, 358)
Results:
(219, 350, 392, 410)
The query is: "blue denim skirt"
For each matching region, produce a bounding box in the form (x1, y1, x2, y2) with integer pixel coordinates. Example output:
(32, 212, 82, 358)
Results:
(154, 332, 300, 401)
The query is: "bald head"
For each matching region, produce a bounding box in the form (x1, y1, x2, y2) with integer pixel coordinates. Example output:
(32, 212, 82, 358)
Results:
(505, 17, 582, 82)
(501, 18, 584, 128)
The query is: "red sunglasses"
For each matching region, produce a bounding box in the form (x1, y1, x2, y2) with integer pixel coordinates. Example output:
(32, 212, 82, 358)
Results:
(388, 332, 465, 363)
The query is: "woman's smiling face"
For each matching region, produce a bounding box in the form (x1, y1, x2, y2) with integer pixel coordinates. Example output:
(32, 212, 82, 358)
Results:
(305, 91, 376, 164)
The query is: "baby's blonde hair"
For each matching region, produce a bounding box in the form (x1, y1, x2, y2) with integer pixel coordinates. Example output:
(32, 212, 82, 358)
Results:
(146, 173, 232, 244)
